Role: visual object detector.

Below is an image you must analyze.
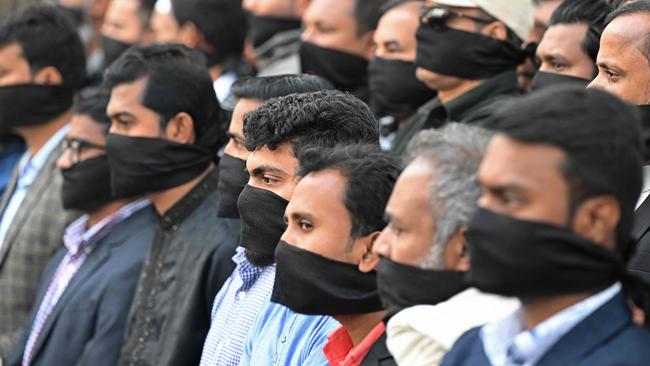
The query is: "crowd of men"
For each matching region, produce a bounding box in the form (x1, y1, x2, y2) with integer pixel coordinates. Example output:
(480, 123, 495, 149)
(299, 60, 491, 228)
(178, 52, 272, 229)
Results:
(0, 0, 649, 365)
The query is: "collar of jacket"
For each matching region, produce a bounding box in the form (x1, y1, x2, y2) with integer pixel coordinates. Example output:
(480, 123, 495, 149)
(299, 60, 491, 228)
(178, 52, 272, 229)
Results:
(158, 169, 219, 230)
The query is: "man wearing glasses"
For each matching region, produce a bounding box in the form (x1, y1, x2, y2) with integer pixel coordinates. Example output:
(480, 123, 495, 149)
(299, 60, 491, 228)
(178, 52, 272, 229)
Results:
(391, 0, 533, 155)
(9, 87, 157, 366)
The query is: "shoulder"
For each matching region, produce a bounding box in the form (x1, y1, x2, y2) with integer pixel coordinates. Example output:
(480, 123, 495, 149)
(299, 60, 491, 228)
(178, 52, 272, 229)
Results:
(582, 323, 650, 364)
(440, 327, 486, 366)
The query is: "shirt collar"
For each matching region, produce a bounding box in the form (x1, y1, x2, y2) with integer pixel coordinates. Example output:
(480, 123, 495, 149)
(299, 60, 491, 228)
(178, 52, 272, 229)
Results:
(323, 322, 386, 366)
(444, 71, 519, 122)
(642, 165, 650, 194)
(18, 124, 69, 181)
(159, 169, 218, 230)
(481, 282, 621, 366)
(63, 198, 150, 256)
(232, 247, 271, 291)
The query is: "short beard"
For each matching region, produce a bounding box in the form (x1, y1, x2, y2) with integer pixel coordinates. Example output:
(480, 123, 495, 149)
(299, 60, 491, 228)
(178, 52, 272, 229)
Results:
(244, 249, 275, 268)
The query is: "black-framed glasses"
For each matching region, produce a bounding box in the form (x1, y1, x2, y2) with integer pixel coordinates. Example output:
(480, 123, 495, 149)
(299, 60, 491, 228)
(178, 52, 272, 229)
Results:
(419, 6, 495, 29)
(62, 138, 106, 164)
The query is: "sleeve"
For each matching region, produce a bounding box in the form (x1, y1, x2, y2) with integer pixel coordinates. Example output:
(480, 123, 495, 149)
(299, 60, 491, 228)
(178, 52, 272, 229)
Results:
(386, 318, 447, 366)
(301, 316, 340, 366)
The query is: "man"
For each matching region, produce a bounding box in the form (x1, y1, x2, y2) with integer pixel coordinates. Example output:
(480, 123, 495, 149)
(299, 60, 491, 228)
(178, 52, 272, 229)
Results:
(9, 87, 155, 366)
(301, 0, 387, 101)
(442, 85, 650, 365)
(588, 1, 650, 285)
(101, 0, 155, 69)
(243, 0, 308, 76)
(150, 0, 179, 44)
(373, 124, 517, 366)
(199, 74, 333, 366)
(271, 144, 401, 366)
(517, 0, 562, 92)
(170, 0, 247, 103)
(391, 0, 532, 155)
(236, 90, 380, 366)
(532, 0, 613, 91)
(103, 44, 240, 366)
(370, 0, 435, 149)
(0, 6, 85, 359)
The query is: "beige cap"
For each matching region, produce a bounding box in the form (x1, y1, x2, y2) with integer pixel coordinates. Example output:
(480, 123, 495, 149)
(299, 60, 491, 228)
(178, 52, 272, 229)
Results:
(431, 0, 534, 41)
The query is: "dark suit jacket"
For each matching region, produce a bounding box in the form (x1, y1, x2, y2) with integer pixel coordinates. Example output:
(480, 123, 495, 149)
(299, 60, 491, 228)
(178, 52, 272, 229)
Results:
(629, 196, 650, 282)
(441, 291, 650, 366)
(0, 142, 79, 358)
(360, 333, 396, 366)
(8, 204, 156, 366)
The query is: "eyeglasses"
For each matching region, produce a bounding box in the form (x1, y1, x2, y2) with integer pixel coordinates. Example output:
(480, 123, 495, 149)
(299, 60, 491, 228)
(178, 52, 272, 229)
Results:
(62, 138, 106, 164)
(419, 6, 495, 29)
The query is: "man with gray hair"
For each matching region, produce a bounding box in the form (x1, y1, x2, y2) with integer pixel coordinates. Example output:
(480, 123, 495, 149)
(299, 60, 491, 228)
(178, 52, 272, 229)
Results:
(373, 123, 518, 366)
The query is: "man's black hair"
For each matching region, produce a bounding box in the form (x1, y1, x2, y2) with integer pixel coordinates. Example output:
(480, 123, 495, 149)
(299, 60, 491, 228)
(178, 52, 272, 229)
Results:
(231, 74, 334, 101)
(487, 85, 643, 260)
(549, 0, 615, 70)
(73, 87, 111, 131)
(103, 43, 222, 149)
(355, 0, 390, 35)
(298, 144, 402, 239)
(605, 0, 650, 65)
(244, 90, 380, 155)
(0, 5, 86, 90)
(171, 0, 247, 66)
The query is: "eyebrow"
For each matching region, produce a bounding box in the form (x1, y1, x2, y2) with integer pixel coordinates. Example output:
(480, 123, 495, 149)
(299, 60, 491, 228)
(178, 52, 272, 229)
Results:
(251, 164, 286, 177)
(108, 111, 135, 120)
(227, 131, 245, 142)
(290, 210, 315, 222)
(383, 40, 401, 49)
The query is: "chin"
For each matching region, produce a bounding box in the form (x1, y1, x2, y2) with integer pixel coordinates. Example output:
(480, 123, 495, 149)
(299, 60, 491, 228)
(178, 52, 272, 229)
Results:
(416, 67, 454, 92)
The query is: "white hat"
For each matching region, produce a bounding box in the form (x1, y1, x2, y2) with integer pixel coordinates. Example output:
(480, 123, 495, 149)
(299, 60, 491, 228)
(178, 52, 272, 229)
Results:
(431, 0, 534, 41)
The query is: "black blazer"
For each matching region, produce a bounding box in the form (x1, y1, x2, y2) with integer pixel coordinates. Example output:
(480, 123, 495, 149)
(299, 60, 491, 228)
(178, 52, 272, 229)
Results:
(8, 205, 157, 366)
(630, 196, 650, 283)
(360, 332, 396, 366)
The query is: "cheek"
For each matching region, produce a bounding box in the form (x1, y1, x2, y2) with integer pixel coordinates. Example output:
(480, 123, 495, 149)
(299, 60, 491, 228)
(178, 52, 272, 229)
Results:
(392, 233, 433, 266)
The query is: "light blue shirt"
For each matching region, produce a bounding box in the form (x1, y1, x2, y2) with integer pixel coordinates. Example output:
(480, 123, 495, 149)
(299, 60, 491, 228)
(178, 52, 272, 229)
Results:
(0, 125, 69, 251)
(200, 248, 276, 366)
(481, 282, 622, 366)
(240, 302, 340, 366)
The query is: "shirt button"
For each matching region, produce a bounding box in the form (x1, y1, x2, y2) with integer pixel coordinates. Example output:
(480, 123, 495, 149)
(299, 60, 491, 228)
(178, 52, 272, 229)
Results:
(281, 336, 286, 343)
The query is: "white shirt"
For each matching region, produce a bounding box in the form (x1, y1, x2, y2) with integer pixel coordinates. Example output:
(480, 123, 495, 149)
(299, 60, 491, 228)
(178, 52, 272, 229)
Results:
(636, 165, 650, 209)
(481, 282, 621, 366)
(386, 288, 519, 366)
(0, 125, 69, 252)
(213, 71, 237, 104)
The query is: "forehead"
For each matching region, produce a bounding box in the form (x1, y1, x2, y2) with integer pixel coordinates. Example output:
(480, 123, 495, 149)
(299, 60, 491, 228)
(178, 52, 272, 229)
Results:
(304, 0, 355, 22)
(289, 169, 349, 216)
(479, 134, 566, 189)
(600, 14, 650, 61)
(375, 2, 420, 38)
(107, 78, 147, 114)
(387, 157, 436, 214)
(246, 144, 298, 174)
(68, 114, 108, 142)
(0, 43, 26, 66)
(537, 23, 589, 57)
(107, 0, 140, 18)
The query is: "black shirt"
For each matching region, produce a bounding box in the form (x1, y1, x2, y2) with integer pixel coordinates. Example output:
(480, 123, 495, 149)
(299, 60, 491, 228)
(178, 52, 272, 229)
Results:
(119, 170, 240, 366)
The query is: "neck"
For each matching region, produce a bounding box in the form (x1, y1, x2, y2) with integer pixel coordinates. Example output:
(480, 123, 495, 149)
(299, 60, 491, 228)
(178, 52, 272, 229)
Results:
(334, 310, 386, 347)
(209, 65, 224, 81)
(438, 79, 484, 104)
(17, 111, 70, 156)
(521, 292, 592, 329)
(147, 164, 214, 215)
(86, 198, 135, 227)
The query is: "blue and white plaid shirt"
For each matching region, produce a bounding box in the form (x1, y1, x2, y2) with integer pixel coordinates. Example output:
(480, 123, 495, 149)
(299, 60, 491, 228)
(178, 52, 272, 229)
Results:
(199, 247, 276, 366)
(481, 282, 621, 366)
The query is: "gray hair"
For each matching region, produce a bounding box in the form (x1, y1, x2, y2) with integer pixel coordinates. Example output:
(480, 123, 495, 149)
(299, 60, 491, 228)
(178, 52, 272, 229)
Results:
(405, 123, 492, 269)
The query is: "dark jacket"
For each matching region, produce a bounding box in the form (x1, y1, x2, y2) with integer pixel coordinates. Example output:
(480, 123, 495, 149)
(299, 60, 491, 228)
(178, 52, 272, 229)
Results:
(360, 333, 396, 366)
(391, 71, 520, 156)
(8, 204, 156, 366)
(119, 170, 240, 366)
(630, 196, 650, 283)
(441, 291, 650, 366)
(0, 142, 79, 359)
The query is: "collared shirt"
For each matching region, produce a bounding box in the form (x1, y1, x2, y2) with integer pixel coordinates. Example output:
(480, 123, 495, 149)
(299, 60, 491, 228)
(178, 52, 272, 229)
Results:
(324, 322, 386, 366)
(21, 198, 150, 366)
(199, 248, 276, 366)
(119, 170, 240, 366)
(391, 71, 520, 156)
(0, 125, 69, 251)
(213, 71, 237, 104)
(481, 282, 622, 366)
(637, 165, 650, 209)
(241, 302, 340, 366)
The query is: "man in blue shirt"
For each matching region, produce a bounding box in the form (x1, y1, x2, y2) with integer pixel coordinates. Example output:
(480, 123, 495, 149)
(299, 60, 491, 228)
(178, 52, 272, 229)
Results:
(234, 90, 380, 366)
(199, 74, 333, 366)
(441, 86, 650, 365)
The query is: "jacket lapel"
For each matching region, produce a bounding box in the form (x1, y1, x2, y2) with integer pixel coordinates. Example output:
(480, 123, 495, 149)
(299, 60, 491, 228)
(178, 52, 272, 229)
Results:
(634, 196, 650, 241)
(537, 291, 630, 366)
(0, 144, 63, 268)
(0, 162, 20, 216)
(360, 332, 394, 366)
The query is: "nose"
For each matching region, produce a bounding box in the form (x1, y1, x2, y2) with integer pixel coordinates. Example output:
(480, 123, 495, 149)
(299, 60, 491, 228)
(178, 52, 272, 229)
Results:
(587, 74, 602, 90)
(373, 226, 392, 258)
(56, 149, 73, 170)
